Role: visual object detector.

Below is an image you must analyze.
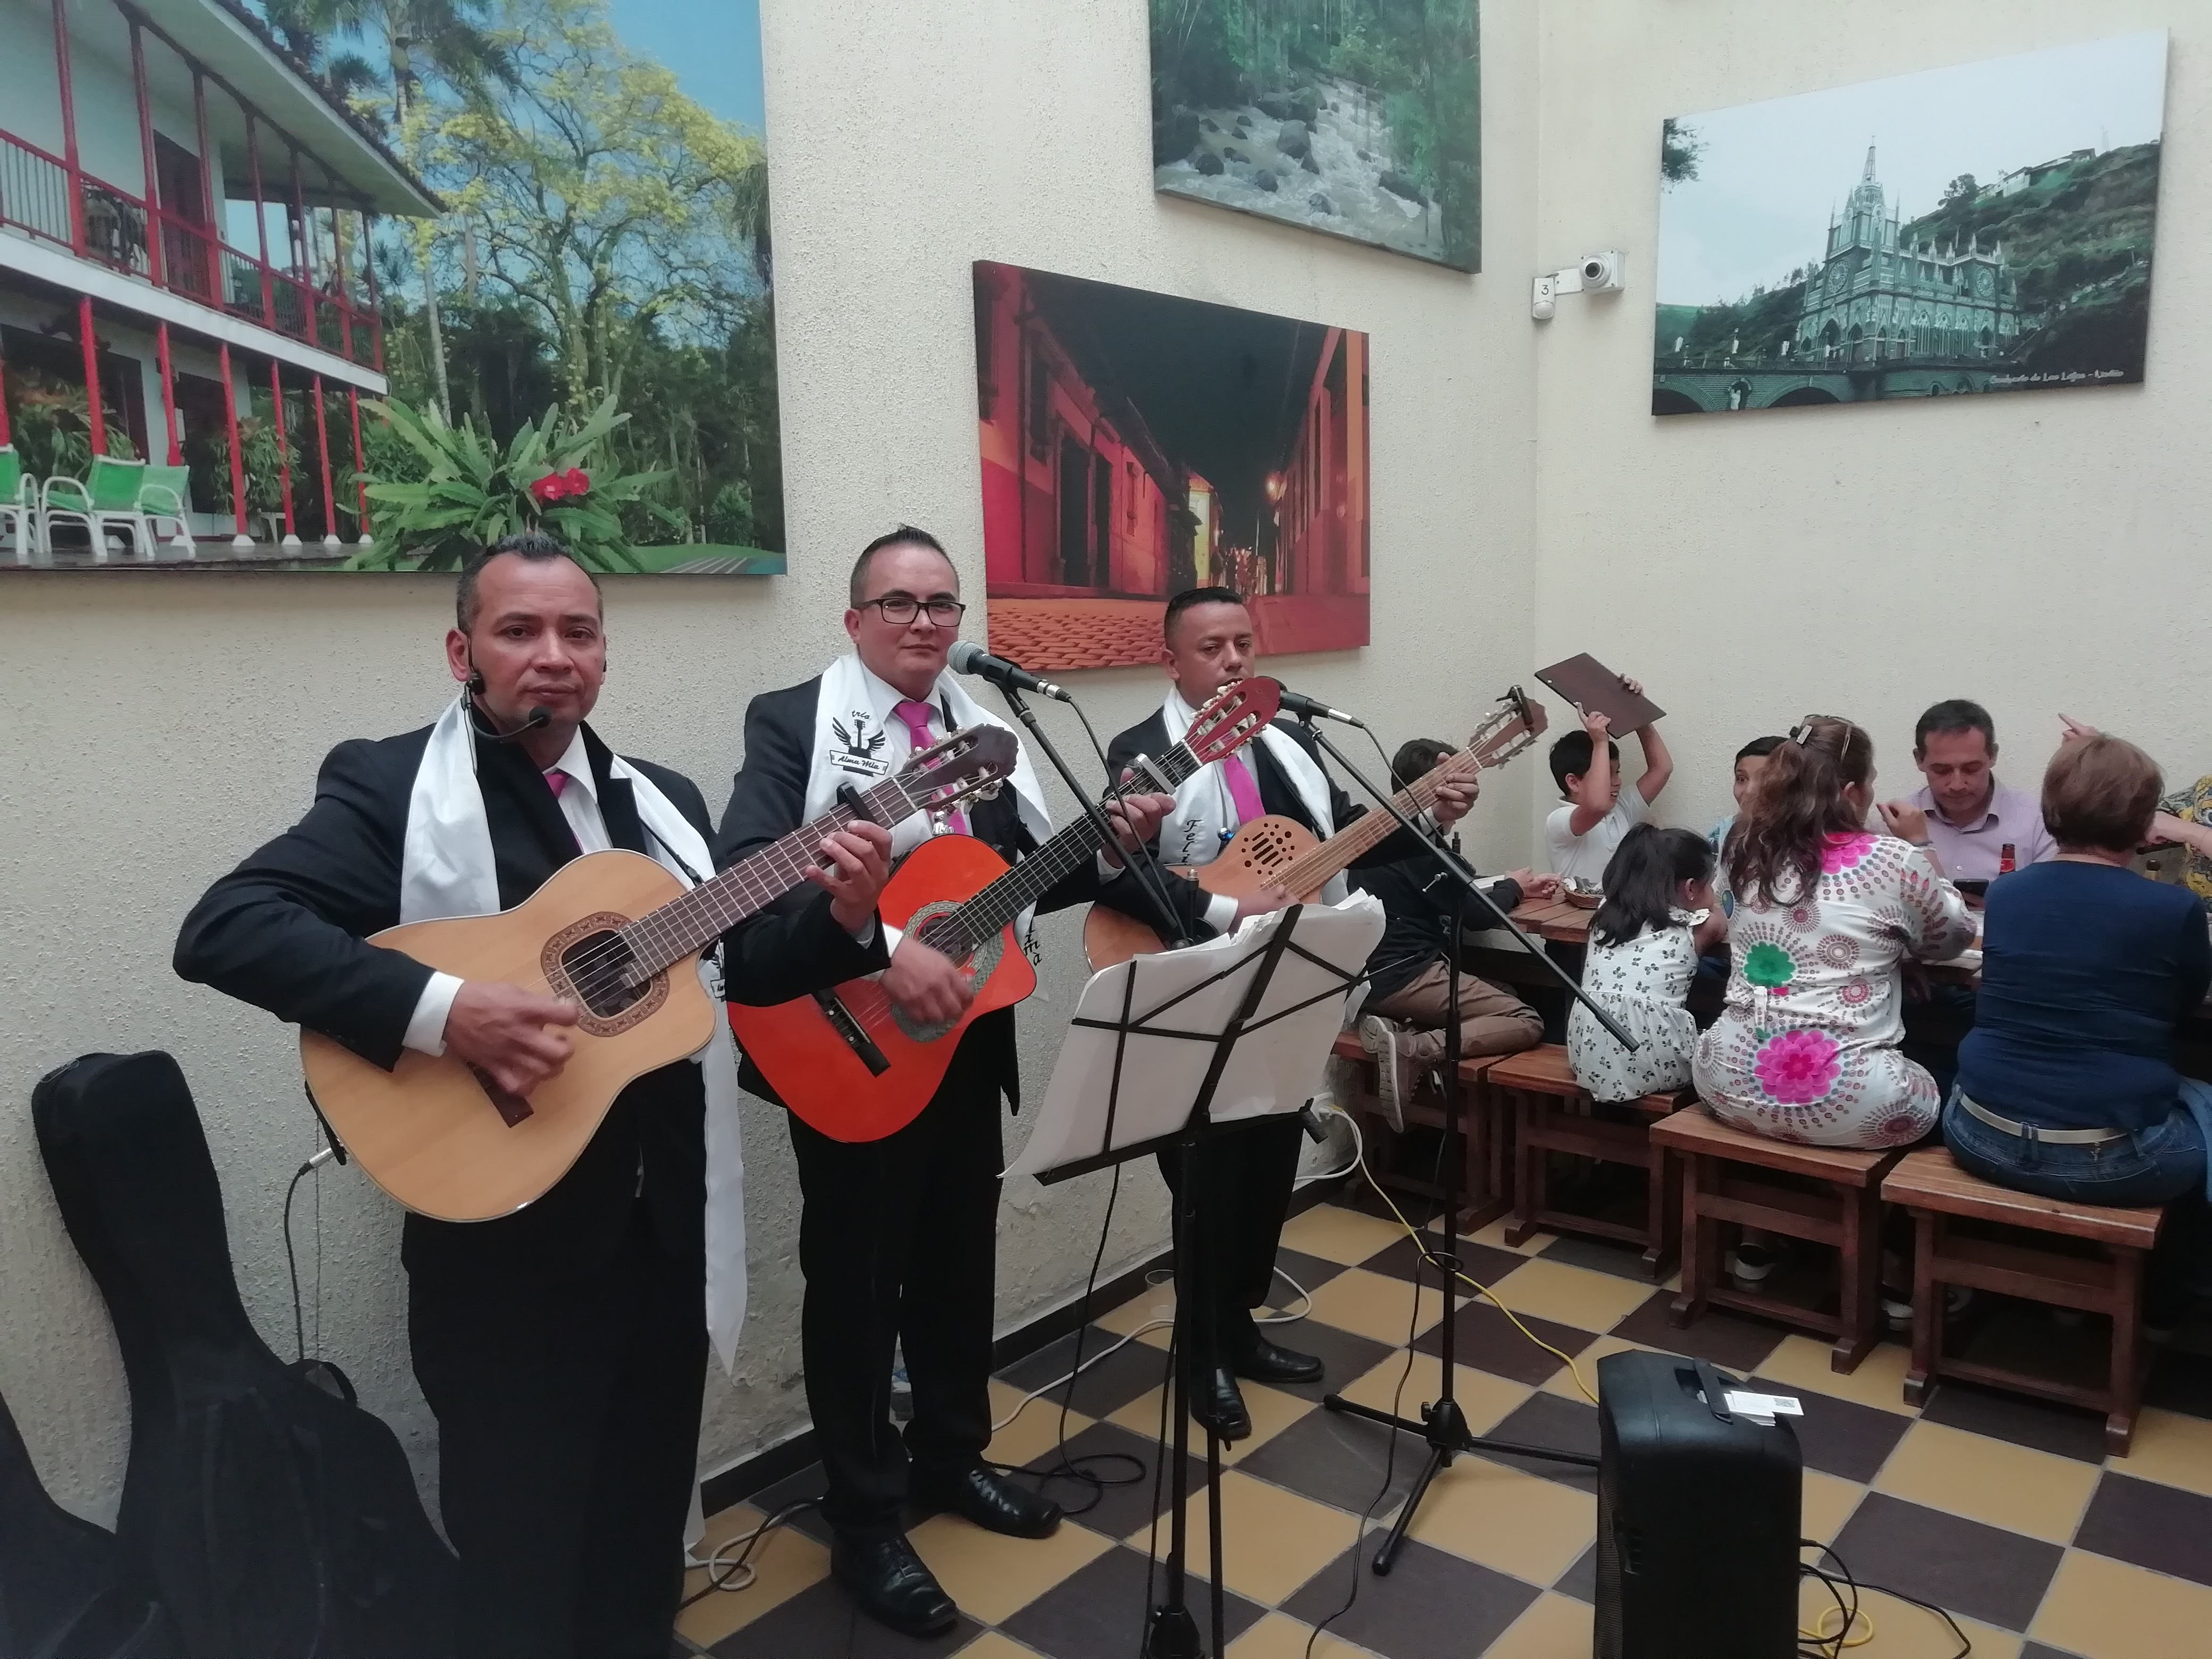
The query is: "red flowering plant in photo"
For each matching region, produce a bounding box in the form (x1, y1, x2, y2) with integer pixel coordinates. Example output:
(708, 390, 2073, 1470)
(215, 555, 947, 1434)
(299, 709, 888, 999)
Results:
(356, 396, 678, 571)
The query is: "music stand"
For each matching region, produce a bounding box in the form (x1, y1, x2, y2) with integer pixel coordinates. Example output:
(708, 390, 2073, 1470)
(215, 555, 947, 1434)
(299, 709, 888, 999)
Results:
(1012, 899, 1386, 1659)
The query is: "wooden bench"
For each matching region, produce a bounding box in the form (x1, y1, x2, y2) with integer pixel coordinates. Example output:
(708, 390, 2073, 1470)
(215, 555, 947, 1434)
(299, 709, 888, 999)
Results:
(1330, 1031, 1511, 1231)
(1650, 1107, 1903, 1373)
(1487, 1044, 1683, 1277)
(1881, 1149, 2166, 1454)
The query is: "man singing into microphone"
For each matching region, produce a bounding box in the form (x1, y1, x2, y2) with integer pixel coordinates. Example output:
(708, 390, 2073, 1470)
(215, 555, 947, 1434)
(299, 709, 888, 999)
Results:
(716, 525, 1191, 1638)
(174, 533, 894, 1658)
(1104, 586, 1474, 1439)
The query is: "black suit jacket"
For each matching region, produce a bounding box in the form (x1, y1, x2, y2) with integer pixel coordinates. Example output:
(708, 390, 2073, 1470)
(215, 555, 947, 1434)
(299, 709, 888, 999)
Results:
(716, 677, 1148, 1111)
(174, 720, 877, 1276)
(1104, 709, 1428, 937)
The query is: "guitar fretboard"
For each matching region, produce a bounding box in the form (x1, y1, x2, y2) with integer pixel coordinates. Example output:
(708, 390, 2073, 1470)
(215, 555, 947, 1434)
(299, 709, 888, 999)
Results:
(949, 740, 1211, 947)
(616, 772, 931, 976)
(1273, 745, 1481, 897)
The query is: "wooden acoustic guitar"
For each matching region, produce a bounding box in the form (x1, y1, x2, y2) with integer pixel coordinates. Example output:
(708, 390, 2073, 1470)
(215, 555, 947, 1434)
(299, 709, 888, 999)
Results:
(299, 727, 1019, 1221)
(725, 677, 1282, 1143)
(1083, 688, 1551, 970)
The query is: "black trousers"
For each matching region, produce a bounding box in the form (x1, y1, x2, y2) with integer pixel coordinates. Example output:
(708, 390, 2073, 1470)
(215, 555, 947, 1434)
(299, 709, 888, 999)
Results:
(1158, 1114, 1304, 1351)
(408, 1201, 707, 1659)
(786, 1036, 1003, 1540)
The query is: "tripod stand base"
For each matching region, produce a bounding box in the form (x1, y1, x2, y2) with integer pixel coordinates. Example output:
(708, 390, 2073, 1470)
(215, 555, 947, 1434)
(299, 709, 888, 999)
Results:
(1321, 1394, 1599, 1575)
(1144, 1603, 1204, 1658)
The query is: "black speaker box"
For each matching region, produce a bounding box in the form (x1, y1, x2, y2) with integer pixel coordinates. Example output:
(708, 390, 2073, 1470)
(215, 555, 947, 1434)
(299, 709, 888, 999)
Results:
(1594, 1351, 1803, 1658)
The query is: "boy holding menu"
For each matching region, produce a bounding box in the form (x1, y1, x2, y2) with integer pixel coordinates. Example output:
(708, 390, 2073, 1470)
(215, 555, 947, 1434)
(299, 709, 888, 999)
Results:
(1544, 671, 1674, 884)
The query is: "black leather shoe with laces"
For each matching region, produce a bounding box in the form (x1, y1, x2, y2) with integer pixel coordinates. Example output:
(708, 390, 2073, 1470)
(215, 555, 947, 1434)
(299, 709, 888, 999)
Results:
(914, 1465, 1064, 1538)
(831, 1532, 958, 1638)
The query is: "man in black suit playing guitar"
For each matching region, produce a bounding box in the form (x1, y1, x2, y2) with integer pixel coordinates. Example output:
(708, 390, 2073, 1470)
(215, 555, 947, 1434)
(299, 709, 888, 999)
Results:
(716, 526, 1210, 1639)
(1104, 586, 1475, 1440)
(175, 533, 893, 1659)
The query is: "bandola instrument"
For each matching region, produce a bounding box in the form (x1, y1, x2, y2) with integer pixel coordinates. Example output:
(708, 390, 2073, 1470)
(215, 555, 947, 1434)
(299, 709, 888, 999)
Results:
(1082, 688, 1549, 970)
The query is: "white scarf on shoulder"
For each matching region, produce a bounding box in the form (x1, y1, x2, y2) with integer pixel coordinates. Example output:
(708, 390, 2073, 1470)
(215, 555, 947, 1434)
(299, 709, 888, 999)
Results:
(399, 697, 749, 1375)
(1154, 691, 1346, 902)
(802, 652, 1050, 848)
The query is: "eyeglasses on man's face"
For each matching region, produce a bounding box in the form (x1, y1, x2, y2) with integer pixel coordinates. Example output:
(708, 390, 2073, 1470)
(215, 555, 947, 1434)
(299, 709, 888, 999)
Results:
(860, 592, 966, 627)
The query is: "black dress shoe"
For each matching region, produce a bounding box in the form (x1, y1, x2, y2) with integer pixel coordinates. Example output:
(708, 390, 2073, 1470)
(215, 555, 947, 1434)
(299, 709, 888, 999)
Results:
(1188, 1364, 1252, 1441)
(914, 1465, 1063, 1538)
(831, 1533, 958, 1639)
(1230, 1320, 1323, 1385)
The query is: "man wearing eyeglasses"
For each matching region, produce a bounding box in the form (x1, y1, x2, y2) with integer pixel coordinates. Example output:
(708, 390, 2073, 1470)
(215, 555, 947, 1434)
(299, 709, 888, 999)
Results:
(714, 526, 1185, 1639)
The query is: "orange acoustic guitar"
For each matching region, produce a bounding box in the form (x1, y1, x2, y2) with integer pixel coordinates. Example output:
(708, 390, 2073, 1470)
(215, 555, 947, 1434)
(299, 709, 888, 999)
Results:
(299, 727, 1018, 1221)
(1083, 688, 1551, 970)
(725, 677, 1282, 1143)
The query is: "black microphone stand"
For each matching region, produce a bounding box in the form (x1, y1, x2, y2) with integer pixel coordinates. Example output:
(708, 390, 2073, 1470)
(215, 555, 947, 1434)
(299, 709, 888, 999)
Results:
(1296, 713, 1618, 1574)
(998, 684, 1197, 948)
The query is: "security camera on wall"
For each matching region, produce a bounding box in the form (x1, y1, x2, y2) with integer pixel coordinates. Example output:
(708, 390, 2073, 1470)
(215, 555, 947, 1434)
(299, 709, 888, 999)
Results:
(1532, 251, 1627, 317)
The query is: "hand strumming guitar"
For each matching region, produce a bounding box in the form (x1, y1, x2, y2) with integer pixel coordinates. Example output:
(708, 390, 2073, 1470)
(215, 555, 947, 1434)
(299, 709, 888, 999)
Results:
(445, 982, 581, 1097)
(883, 935, 976, 1026)
(1232, 884, 1295, 926)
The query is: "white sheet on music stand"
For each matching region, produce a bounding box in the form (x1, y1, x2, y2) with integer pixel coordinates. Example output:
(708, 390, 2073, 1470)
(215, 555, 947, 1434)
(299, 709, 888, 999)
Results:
(1006, 895, 1385, 1181)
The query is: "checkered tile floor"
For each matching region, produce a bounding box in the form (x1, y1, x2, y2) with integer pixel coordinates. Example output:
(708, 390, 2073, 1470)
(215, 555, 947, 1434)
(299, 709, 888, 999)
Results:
(677, 1189, 2212, 1658)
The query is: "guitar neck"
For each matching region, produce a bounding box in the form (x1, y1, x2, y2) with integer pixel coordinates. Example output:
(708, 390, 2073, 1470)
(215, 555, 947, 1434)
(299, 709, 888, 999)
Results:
(1275, 753, 1466, 896)
(621, 771, 929, 975)
(955, 741, 1206, 943)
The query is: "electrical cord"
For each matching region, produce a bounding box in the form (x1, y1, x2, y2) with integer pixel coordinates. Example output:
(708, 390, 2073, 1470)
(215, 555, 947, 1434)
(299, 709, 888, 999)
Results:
(1303, 1115, 1453, 1658)
(281, 1155, 318, 1364)
(1797, 1539, 1971, 1657)
(1328, 1098, 1599, 1405)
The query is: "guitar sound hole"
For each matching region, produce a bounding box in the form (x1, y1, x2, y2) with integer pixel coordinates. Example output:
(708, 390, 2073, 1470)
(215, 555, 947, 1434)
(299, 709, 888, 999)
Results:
(915, 913, 973, 965)
(559, 930, 651, 1018)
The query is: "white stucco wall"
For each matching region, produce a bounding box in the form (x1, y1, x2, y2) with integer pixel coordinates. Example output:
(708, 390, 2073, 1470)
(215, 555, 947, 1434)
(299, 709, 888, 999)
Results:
(0, 0, 1543, 1519)
(1530, 0, 2211, 843)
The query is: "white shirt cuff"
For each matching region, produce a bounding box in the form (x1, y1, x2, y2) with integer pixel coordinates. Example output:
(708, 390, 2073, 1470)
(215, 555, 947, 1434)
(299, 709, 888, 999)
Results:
(1204, 892, 1241, 934)
(878, 920, 903, 955)
(404, 971, 464, 1057)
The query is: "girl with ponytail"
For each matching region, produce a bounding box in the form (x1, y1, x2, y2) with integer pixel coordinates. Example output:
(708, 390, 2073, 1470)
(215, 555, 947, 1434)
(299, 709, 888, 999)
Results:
(1692, 716, 1975, 1149)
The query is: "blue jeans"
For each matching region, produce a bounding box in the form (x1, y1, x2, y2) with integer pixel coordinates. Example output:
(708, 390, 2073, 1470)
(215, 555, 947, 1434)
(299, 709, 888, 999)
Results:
(1940, 1088, 2206, 1209)
(1941, 1087, 2212, 1310)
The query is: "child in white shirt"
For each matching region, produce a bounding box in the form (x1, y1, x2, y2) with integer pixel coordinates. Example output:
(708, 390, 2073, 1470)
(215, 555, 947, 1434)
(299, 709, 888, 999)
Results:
(1544, 685, 1674, 883)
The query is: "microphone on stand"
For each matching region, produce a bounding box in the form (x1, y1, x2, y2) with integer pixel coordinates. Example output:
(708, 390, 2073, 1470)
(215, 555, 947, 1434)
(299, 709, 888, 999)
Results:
(948, 640, 1074, 703)
(1271, 682, 1364, 727)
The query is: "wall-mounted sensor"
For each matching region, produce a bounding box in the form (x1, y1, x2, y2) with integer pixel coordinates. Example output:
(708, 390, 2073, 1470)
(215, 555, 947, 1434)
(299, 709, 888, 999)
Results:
(1578, 251, 1626, 294)
(1532, 252, 1627, 319)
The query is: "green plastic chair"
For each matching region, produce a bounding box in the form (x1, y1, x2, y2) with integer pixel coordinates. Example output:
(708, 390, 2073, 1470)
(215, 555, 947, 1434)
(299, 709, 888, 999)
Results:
(42, 456, 150, 562)
(136, 462, 194, 554)
(0, 447, 30, 564)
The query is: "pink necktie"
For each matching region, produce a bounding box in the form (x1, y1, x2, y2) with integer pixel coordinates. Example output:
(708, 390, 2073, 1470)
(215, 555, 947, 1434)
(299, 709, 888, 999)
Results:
(544, 769, 568, 798)
(1220, 751, 1264, 825)
(893, 700, 968, 835)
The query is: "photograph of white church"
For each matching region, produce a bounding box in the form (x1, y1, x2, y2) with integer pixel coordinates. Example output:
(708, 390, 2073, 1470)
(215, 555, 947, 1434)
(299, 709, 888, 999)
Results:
(1652, 32, 2167, 416)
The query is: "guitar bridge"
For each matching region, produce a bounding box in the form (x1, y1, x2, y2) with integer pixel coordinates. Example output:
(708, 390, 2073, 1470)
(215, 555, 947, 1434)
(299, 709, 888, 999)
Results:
(469, 1066, 534, 1127)
(812, 990, 891, 1076)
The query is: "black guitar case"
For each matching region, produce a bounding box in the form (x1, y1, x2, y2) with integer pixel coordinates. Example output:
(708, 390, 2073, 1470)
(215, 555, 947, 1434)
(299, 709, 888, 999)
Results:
(0, 1385, 173, 1659)
(31, 1051, 454, 1659)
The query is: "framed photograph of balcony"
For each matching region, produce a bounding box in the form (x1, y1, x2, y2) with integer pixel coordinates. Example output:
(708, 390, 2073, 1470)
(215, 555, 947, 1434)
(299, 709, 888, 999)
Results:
(975, 261, 1369, 671)
(0, 0, 783, 574)
(1652, 32, 2168, 417)
(1148, 1, 1480, 273)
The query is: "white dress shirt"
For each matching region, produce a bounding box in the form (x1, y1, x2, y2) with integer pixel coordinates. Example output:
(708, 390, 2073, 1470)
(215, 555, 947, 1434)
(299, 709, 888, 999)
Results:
(403, 728, 608, 1055)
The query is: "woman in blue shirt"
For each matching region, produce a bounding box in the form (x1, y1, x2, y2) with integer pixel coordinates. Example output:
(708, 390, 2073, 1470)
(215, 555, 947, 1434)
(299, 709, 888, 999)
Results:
(1946, 735, 2212, 1217)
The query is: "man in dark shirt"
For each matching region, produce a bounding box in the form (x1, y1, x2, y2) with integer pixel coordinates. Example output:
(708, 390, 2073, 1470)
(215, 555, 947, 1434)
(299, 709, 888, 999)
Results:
(1355, 738, 1550, 1119)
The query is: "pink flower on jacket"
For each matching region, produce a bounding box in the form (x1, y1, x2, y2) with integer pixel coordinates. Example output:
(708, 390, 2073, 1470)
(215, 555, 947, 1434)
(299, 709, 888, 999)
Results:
(1821, 832, 1878, 873)
(1752, 1029, 1840, 1105)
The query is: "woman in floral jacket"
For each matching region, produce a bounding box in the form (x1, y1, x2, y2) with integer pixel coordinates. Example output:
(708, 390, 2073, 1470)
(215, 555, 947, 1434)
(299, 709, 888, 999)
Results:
(1695, 716, 1975, 1149)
